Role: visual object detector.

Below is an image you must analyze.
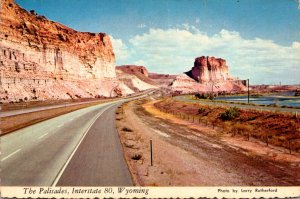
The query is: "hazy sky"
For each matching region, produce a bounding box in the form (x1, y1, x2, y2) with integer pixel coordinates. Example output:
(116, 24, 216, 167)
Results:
(17, 0, 300, 84)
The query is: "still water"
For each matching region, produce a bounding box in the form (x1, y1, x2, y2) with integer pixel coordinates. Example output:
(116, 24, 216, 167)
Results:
(215, 94, 300, 108)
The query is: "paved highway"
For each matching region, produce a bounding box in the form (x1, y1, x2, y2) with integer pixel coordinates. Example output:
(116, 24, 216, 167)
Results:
(174, 95, 300, 114)
(0, 99, 105, 117)
(1, 92, 153, 186)
(0, 89, 153, 118)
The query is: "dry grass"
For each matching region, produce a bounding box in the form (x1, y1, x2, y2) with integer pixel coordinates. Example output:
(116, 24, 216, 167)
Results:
(155, 98, 300, 152)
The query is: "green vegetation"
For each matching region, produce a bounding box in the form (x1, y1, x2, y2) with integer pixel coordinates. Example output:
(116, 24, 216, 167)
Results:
(220, 107, 240, 121)
(131, 154, 142, 160)
(198, 107, 206, 114)
(122, 127, 133, 132)
(194, 93, 216, 100)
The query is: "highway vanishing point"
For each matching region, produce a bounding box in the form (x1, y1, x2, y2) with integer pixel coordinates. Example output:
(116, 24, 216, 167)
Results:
(1, 92, 152, 186)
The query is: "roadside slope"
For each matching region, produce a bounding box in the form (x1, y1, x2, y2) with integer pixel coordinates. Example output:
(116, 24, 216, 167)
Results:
(116, 99, 300, 186)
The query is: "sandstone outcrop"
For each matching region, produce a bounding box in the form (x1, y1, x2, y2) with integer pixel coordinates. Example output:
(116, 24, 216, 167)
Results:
(116, 65, 149, 77)
(186, 56, 230, 83)
(0, 0, 129, 102)
(171, 56, 246, 93)
(148, 73, 177, 87)
(116, 65, 157, 92)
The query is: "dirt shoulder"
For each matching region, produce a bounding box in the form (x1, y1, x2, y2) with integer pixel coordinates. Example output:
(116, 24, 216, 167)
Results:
(116, 98, 300, 186)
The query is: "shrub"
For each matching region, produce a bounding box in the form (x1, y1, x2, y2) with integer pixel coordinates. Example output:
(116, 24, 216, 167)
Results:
(198, 107, 206, 114)
(195, 93, 209, 99)
(122, 127, 133, 132)
(220, 107, 240, 121)
(131, 154, 142, 160)
(30, 10, 37, 15)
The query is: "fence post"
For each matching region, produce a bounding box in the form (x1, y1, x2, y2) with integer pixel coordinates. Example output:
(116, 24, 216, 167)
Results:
(288, 139, 292, 154)
(150, 140, 153, 166)
(248, 132, 250, 141)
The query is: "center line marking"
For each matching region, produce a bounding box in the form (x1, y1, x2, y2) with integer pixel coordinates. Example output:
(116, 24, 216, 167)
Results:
(38, 133, 48, 139)
(1, 149, 21, 161)
(51, 104, 115, 187)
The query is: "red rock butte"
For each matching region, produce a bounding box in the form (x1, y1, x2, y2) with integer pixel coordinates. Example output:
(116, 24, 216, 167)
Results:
(186, 56, 230, 83)
(170, 56, 246, 93)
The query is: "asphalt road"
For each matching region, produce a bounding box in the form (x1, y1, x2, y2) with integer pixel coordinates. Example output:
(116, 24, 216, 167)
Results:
(0, 89, 153, 118)
(0, 99, 104, 117)
(0, 91, 153, 186)
(55, 104, 132, 186)
(174, 95, 300, 114)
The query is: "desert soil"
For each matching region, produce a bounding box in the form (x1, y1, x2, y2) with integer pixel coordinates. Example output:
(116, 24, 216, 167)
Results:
(116, 98, 300, 186)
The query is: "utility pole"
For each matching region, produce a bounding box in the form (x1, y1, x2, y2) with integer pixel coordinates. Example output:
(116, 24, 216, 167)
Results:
(247, 78, 250, 104)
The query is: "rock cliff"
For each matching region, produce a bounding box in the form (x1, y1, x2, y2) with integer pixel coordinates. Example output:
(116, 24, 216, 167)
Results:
(116, 65, 157, 92)
(148, 73, 177, 87)
(171, 56, 246, 93)
(186, 56, 230, 83)
(0, 0, 122, 102)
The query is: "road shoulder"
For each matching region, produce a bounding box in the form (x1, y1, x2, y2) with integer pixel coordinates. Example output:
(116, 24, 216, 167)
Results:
(116, 99, 300, 186)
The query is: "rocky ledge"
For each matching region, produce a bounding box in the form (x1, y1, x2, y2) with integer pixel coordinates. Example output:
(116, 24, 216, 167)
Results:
(116, 65, 157, 92)
(0, 0, 121, 103)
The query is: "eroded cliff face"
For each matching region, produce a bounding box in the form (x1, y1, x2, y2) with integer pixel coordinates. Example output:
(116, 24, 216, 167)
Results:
(186, 56, 230, 83)
(171, 56, 246, 93)
(0, 0, 119, 102)
(116, 65, 157, 92)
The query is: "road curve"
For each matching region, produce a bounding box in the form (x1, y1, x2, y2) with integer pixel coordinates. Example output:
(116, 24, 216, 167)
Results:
(0, 89, 154, 118)
(0, 93, 148, 186)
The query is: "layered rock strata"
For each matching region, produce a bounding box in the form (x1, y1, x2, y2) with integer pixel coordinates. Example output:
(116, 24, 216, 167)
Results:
(148, 73, 177, 87)
(116, 65, 157, 92)
(186, 56, 230, 83)
(0, 0, 124, 102)
(171, 56, 246, 93)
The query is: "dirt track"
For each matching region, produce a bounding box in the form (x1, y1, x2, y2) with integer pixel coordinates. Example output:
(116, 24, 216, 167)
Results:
(116, 99, 300, 186)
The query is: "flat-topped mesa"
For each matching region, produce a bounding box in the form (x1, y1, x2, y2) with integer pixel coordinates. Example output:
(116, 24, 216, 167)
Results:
(0, 0, 118, 102)
(116, 65, 149, 77)
(187, 56, 230, 83)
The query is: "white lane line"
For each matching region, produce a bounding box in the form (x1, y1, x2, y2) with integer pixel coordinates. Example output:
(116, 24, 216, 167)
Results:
(51, 103, 117, 187)
(38, 133, 48, 139)
(57, 124, 64, 128)
(1, 149, 21, 162)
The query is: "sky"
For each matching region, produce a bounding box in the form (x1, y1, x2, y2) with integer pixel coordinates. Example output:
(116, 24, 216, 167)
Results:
(16, 0, 300, 84)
